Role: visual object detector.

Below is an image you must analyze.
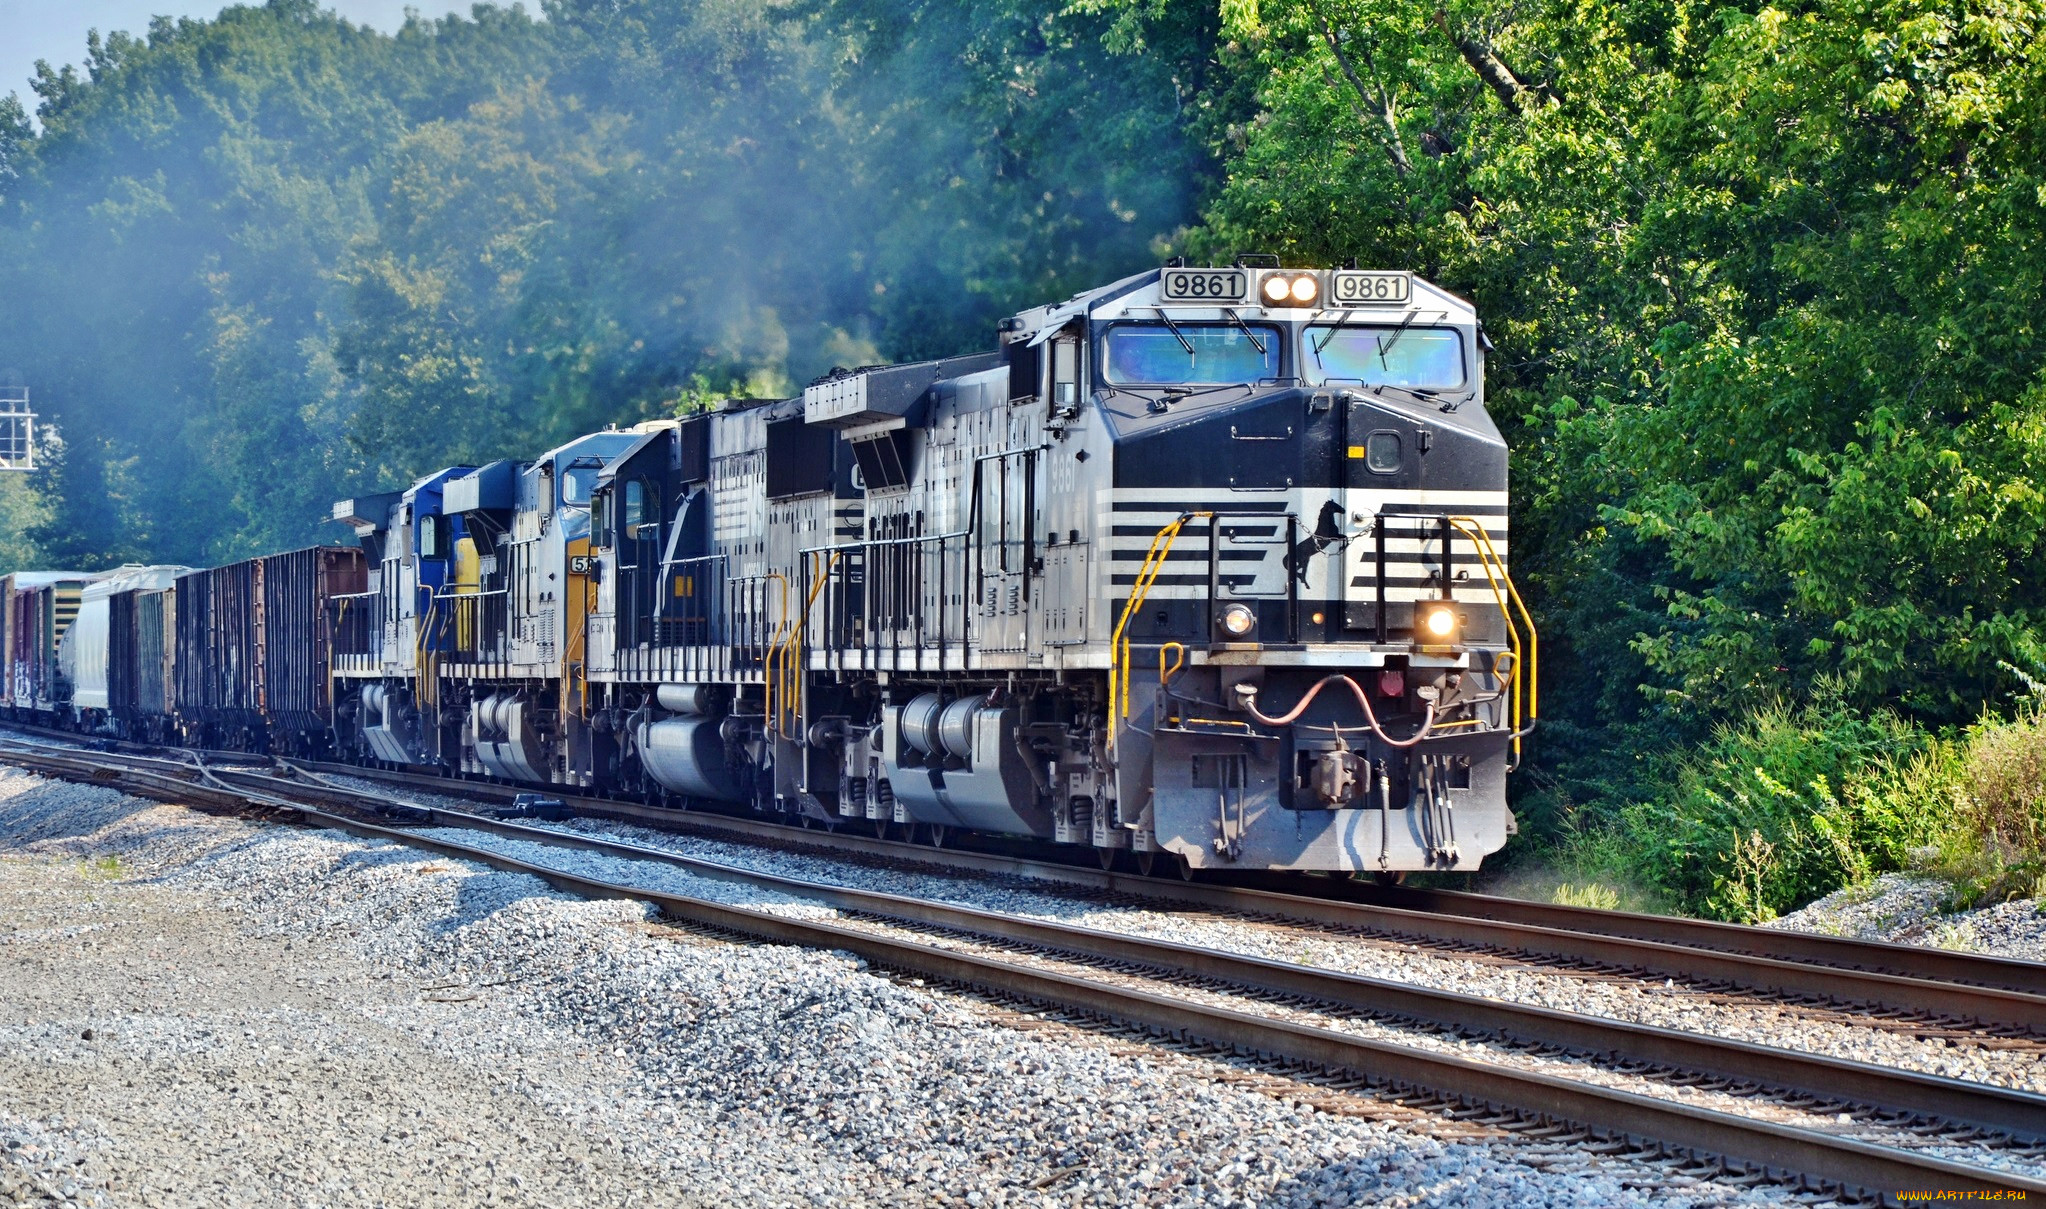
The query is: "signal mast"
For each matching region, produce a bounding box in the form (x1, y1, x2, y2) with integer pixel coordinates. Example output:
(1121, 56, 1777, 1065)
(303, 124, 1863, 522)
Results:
(0, 369, 35, 471)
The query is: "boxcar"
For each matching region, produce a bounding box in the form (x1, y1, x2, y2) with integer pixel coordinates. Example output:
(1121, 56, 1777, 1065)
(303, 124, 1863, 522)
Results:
(258, 545, 367, 755)
(65, 564, 187, 728)
(173, 560, 262, 748)
(3, 571, 106, 716)
(97, 566, 190, 741)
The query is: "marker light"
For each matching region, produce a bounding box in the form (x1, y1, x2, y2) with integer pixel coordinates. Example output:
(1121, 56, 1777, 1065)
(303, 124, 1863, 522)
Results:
(1289, 275, 1319, 304)
(1262, 275, 1291, 303)
(1418, 602, 1458, 640)
(1218, 603, 1257, 638)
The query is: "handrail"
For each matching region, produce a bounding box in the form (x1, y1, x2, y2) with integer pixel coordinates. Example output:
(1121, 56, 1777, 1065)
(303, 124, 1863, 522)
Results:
(775, 550, 840, 737)
(412, 596, 441, 712)
(1444, 516, 1537, 767)
(759, 572, 790, 736)
(1108, 512, 1212, 754)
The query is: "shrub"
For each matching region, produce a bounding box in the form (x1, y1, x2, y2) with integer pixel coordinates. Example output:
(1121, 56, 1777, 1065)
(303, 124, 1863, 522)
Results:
(1960, 708, 2046, 859)
(1618, 698, 1941, 922)
(1925, 706, 2046, 908)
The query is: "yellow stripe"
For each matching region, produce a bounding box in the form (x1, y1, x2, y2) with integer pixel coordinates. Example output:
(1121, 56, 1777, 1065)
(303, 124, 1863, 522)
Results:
(1346, 445, 1365, 459)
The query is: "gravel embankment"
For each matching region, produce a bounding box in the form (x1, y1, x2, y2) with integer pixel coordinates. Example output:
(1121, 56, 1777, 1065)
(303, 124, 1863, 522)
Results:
(1769, 872, 2046, 962)
(0, 767, 1793, 1208)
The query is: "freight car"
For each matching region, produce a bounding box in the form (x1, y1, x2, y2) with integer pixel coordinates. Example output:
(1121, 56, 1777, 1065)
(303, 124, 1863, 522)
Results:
(8, 548, 364, 753)
(1, 571, 107, 716)
(63, 565, 188, 737)
(106, 568, 187, 745)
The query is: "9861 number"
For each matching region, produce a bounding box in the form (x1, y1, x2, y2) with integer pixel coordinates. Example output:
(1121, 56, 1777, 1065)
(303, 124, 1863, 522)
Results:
(1160, 269, 1248, 304)
(1330, 271, 1412, 306)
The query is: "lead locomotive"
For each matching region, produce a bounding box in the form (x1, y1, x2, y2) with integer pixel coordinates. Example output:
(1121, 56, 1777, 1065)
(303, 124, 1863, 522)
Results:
(324, 261, 1532, 875)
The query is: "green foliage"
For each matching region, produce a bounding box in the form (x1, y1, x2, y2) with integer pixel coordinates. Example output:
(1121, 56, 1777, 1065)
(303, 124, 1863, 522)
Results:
(1613, 698, 1940, 920)
(1923, 704, 2046, 908)
(0, 0, 1208, 564)
(1549, 882, 1622, 911)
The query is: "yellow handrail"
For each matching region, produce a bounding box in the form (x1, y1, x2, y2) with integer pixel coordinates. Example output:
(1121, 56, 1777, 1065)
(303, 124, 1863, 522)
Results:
(1445, 516, 1537, 766)
(412, 597, 440, 713)
(775, 550, 841, 736)
(760, 572, 789, 735)
(1107, 512, 1211, 753)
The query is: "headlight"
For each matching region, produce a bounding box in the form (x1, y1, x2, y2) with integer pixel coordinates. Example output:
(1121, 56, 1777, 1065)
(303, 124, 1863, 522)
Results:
(1259, 272, 1321, 307)
(1218, 603, 1257, 638)
(1417, 602, 1458, 640)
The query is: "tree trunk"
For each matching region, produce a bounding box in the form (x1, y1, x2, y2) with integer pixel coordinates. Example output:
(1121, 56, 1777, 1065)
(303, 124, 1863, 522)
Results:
(1315, 14, 1413, 177)
(1435, 11, 1530, 111)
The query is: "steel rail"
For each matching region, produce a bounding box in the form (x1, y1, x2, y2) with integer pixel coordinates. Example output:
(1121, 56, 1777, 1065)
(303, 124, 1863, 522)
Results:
(4, 722, 2042, 1018)
(1308, 879, 2046, 996)
(210, 762, 2046, 1142)
(2, 742, 2037, 1206)
(283, 757, 2046, 1030)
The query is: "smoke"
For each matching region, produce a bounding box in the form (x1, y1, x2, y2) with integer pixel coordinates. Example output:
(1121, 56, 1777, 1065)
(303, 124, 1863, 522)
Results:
(0, 0, 1210, 567)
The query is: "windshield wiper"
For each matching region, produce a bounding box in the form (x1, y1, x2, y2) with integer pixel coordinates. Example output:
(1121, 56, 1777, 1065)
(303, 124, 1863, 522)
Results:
(1150, 307, 1195, 356)
(1221, 308, 1267, 355)
(1375, 308, 1429, 371)
(1312, 310, 1354, 356)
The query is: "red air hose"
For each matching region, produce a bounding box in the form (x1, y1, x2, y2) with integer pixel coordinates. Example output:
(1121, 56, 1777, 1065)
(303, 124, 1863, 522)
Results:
(1237, 673, 1438, 749)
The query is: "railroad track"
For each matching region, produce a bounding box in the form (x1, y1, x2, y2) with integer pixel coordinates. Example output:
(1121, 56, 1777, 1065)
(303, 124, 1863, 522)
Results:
(3, 737, 2044, 1205)
(269, 754, 2046, 1035)
(8, 720, 2046, 1027)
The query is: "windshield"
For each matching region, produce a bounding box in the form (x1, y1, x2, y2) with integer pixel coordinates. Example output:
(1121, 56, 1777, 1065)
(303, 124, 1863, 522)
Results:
(1306, 326, 1466, 388)
(561, 465, 602, 506)
(1103, 323, 1281, 385)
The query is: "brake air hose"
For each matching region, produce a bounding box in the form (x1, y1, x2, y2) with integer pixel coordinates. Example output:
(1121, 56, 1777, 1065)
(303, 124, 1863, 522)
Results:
(1236, 673, 1438, 749)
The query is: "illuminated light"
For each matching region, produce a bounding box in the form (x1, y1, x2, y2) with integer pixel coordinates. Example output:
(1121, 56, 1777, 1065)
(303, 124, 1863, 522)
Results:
(1290, 275, 1319, 304)
(1310, 611, 1325, 625)
(1262, 275, 1292, 303)
(1421, 604, 1458, 639)
(1218, 603, 1257, 637)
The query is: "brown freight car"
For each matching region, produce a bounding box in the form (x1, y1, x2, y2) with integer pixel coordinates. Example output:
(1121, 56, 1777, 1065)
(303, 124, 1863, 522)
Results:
(258, 545, 367, 755)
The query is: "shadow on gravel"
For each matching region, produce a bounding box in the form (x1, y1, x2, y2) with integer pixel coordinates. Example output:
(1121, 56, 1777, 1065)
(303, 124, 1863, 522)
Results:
(0, 773, 164, 850)
(436, 864, 568, 938)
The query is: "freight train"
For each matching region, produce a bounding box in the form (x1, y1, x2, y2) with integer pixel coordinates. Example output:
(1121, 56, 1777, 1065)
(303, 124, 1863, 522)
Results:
(0, 262, 1533, 876)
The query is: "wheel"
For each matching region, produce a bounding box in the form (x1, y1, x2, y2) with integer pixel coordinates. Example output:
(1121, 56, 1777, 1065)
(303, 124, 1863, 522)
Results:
(927, 824, 950, 849)
(1371, 870, 1408, 887)
(1097, 846, 1118, 872)
(1134, 850, 1157, 878)
(1176, 854, 1197, 881)
(871, 818, 894, 841)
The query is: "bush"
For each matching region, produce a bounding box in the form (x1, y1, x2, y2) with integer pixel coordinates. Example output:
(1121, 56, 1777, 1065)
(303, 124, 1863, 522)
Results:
(1926, 706, 2046, 908)
(1617, 698, 1941, 922)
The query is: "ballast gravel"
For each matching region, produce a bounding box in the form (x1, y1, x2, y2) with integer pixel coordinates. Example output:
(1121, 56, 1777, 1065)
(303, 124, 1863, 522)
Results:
(1770, 872, 2046, 962)
(309, 775, 2046, 1095)
(0, 766, 1796, 1208)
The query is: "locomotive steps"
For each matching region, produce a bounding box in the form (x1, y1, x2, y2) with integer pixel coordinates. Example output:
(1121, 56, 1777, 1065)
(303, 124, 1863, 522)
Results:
(3, 736, 2044, 1205)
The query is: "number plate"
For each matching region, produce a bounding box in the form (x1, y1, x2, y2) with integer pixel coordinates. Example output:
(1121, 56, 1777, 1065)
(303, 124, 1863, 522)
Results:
(1330, 271, 1412, 307)
(1158, 267, 1250, 304)
(569, 555, 593, 575)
